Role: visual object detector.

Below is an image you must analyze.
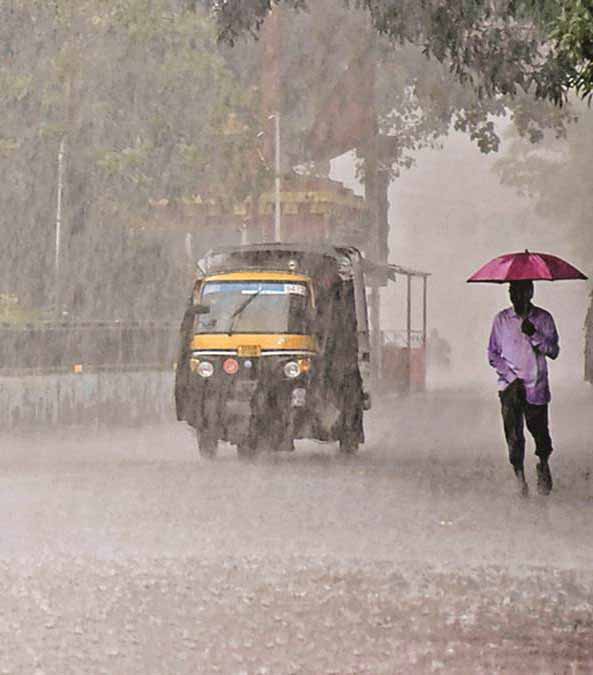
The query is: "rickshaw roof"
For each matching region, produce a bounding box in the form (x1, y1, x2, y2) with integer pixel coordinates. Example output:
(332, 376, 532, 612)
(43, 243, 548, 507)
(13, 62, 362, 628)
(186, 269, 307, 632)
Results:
(197, 243, 361, 278)
(201, 242, 361, 261)
(196, 243, 427, 283)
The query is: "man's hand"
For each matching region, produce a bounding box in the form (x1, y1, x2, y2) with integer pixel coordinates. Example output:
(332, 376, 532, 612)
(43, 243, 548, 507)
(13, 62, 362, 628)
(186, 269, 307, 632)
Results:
(522, 318, 536, 337)
(502, 377, 525, 404)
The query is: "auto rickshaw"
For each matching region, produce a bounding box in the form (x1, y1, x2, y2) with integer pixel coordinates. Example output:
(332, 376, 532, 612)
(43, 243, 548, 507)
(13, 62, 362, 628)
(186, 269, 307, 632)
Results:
(174, 243, 372, 458)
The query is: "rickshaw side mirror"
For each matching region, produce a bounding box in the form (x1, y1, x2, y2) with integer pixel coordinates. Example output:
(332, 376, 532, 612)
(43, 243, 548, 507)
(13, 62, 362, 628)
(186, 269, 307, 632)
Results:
(181, 303, 210, 334)
(187, 303, 210, 316)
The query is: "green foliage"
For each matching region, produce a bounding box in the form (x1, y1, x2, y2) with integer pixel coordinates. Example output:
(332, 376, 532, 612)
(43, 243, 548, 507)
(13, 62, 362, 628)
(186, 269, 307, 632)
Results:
(96, 143, 153, 186)
(207, 0, 593, 104)
(0, 293, 40, 324)
(0, 71, 33, 103)
(233, 1, 570, 178)
(0, 137, 20, 157)
(0, 0, 264, 319)
(550, 0, 593, 100)
(494, 99, 593, 266)
(0, 0, 585, 320)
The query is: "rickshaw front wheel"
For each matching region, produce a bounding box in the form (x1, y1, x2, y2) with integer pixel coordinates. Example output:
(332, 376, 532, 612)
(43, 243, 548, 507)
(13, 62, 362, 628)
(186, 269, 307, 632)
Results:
(339, 436, 359, 455)
(236, 439, 257, 460)
(196, 430, 217, 458)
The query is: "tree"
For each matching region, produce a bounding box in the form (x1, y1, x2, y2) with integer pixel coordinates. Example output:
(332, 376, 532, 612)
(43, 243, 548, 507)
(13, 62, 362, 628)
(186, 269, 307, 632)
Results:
(207, 0, 593, 105)
(207, 1, 575, 170)
(494, 98, 593, 268)
(550, 0, 593, 101)
(0, 0, 583, 322)
(0, 0, 265, 319)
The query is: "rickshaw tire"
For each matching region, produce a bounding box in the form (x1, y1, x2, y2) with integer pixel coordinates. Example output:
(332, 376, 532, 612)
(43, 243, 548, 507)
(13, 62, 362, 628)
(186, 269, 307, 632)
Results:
(236, 441, 256, 460)
(339, 437, 359, 455)
(196, 430, 217, 459)
(278, 435, 295, 452)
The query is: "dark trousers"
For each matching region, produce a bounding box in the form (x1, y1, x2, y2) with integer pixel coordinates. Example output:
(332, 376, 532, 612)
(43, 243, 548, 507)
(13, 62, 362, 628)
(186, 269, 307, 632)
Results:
(499, 380, 553, 469)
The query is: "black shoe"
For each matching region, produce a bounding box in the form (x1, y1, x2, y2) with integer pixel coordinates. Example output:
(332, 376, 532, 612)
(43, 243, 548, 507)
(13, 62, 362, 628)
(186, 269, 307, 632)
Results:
(536, 461, 553, 495)
(514, 467, 529, 498)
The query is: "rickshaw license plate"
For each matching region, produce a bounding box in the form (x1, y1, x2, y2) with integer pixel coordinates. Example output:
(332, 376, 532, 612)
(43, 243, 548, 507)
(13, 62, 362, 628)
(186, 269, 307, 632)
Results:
(237, 345, 261, 357)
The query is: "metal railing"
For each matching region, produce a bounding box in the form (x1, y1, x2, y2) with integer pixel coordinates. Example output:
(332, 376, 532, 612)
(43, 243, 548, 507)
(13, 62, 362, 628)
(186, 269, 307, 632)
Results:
(382, 329, 425, 349)
(0, 322, 179, 375)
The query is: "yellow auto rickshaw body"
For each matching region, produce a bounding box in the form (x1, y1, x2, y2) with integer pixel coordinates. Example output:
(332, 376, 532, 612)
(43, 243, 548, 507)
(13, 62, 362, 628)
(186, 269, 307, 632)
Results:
(175, 243, 371, 458)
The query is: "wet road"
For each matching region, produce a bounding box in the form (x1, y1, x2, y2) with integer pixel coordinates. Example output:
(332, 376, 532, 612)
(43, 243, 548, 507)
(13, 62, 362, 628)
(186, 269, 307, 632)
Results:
(1, 386, 592, 673)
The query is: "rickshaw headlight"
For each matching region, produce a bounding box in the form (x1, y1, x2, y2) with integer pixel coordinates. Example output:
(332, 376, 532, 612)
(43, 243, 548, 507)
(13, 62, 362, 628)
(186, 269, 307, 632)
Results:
(284, 360, 301, 379)
(197, 361, 214, 378)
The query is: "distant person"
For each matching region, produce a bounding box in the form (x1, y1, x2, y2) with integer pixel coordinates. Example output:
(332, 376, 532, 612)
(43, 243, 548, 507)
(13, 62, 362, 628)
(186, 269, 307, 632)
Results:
(427, 328, 452, 370)
(488, 280, 559, 497)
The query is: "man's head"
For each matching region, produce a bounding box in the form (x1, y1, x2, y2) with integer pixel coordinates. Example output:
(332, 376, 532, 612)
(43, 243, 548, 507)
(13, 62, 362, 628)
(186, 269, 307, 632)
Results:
(509, 280, 534, 315)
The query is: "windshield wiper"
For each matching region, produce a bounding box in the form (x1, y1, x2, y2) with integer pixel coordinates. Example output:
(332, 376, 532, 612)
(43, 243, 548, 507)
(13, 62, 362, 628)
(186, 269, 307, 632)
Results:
(226, 290, 262, 335)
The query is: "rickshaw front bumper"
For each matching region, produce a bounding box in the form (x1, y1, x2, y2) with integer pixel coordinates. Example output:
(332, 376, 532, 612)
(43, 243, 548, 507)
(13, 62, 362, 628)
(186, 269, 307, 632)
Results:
(188, 361, 311, 437)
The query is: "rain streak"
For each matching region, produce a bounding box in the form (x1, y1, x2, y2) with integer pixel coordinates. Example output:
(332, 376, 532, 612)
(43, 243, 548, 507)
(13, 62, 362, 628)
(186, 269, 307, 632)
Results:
(1, 2, 593, 673)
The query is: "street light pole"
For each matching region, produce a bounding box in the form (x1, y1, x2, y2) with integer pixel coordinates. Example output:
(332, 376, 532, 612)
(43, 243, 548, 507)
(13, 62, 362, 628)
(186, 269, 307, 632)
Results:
(273, 111, 281, 242)
(55, 136, 65, 318)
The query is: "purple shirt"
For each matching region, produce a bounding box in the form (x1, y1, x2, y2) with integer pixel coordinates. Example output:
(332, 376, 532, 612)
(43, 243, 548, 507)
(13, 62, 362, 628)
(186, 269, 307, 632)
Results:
(488, 304, 559, 405)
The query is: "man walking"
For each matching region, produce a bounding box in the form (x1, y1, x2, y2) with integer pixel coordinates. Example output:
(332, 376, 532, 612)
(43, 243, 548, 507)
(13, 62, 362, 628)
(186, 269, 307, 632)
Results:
(488, 280, 559, 496)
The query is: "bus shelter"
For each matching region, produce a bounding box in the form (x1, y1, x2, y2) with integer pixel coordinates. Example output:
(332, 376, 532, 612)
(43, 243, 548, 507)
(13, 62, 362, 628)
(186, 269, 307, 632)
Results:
(381, 265, 430, 393)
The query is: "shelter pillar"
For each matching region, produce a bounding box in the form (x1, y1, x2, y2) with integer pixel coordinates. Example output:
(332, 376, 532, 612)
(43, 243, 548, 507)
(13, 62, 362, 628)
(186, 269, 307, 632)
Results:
(406, 273, 412, 394)
(364, 149, 390, 388)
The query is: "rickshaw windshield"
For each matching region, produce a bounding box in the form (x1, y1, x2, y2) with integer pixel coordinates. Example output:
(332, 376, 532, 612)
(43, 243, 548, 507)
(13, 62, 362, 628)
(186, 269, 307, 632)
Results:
(196, 281, 311, 335)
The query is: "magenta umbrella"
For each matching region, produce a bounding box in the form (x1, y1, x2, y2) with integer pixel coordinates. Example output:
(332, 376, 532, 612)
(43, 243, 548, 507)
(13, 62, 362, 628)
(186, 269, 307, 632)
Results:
(467, 250, 587, 283)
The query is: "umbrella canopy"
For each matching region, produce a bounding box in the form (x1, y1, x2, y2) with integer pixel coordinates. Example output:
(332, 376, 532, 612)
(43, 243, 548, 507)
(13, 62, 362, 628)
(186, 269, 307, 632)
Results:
(467, 250, 588, 283)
